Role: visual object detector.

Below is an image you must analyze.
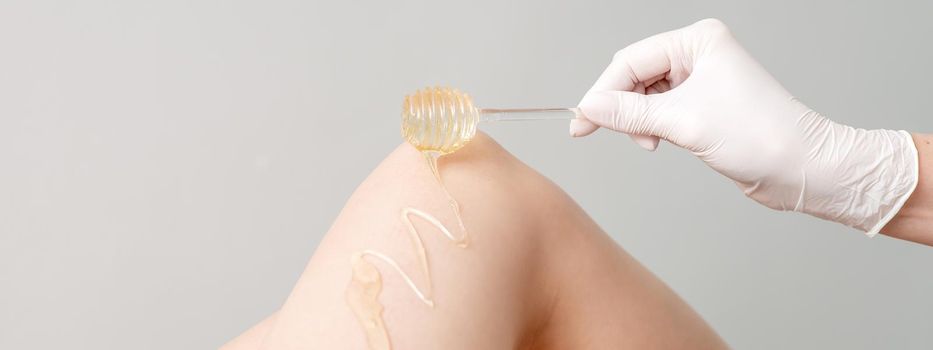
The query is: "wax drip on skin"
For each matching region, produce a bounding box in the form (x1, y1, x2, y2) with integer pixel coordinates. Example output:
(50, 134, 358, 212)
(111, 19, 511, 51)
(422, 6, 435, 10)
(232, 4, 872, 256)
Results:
(345, 151, 469, 350)
(422, 151, 469, 248)
(345, 254, 390, 350)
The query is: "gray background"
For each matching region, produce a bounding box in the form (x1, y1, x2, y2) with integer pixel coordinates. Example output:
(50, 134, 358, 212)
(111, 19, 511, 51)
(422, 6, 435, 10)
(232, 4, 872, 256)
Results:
(2, 0, 932, 349)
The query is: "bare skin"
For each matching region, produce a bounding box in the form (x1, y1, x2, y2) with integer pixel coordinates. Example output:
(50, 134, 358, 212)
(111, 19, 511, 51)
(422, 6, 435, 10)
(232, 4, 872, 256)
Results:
(221, 132, 727, 349)
(883, 133, 933, 246)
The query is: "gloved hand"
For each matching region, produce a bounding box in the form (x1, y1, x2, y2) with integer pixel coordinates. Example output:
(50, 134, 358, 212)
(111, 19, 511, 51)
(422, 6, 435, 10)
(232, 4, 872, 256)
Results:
(571, 18, 919, 235)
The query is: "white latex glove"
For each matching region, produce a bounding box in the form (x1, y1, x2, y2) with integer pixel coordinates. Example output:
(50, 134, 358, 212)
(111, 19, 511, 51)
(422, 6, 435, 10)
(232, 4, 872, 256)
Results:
(571, 19, 919, 235)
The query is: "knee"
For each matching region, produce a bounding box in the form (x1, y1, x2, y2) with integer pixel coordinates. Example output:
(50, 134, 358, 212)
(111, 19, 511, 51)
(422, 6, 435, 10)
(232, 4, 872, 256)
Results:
(342, 131, 575, 340)
(265, 131, 610, 348)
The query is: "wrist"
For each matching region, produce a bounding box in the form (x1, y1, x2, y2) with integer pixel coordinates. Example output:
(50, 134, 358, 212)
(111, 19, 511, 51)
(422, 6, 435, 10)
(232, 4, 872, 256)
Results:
(881, 133, 933, 244)
(861, 130, 920, 235)
(797, 123, 918, 235)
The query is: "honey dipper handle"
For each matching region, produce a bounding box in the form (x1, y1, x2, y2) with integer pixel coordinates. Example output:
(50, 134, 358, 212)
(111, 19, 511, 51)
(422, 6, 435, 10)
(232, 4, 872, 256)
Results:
(479, 108, 582, 122)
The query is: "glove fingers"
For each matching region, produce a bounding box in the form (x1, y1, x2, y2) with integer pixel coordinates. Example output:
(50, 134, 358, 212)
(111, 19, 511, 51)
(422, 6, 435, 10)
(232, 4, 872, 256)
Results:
(630, 134, 660, 151)
(568, 115, 661, 151)
(578, 90, 668, 139)
(568, 118, 600, 137)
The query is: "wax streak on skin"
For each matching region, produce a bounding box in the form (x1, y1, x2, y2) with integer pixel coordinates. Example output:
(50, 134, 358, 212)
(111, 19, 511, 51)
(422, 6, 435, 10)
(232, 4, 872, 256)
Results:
(422, 151, 469, 247)
(345, 151, 469, 350)
(346, 255, 390, 350)
(357, 206, 466, 307)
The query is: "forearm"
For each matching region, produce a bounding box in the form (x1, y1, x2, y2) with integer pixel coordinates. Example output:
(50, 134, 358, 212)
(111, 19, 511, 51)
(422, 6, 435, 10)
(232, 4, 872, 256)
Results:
(882, 133, 933, 245)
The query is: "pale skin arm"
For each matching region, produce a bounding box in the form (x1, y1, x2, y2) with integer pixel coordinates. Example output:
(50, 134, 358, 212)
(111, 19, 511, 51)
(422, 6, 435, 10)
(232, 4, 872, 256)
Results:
(882, 133, 933, 246)
(221, 132, 726, 349)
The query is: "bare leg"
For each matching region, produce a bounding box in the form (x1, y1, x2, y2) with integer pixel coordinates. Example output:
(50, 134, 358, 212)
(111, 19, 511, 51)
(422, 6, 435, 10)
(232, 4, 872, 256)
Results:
(228, 132, 727, 349)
